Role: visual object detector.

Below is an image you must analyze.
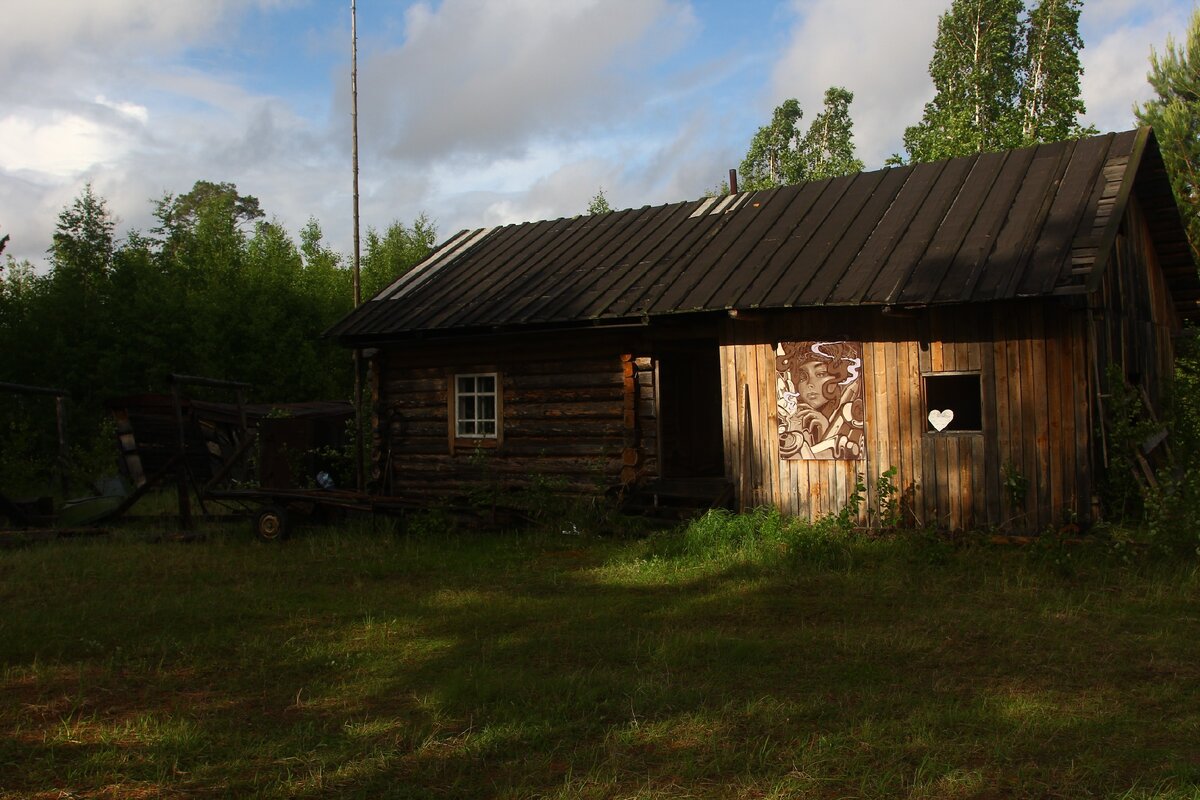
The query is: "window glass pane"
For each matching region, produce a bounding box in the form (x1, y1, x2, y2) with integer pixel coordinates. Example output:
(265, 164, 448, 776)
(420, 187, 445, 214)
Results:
(458, 395, 475, 422)
(454, 373, 499, 438)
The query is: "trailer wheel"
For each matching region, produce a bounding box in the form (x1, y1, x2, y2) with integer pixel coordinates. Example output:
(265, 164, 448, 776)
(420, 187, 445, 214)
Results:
(254, 506, 289, 542)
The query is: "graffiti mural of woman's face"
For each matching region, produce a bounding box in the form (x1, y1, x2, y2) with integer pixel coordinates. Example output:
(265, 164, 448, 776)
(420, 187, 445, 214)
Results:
(795, 360, 835, 412)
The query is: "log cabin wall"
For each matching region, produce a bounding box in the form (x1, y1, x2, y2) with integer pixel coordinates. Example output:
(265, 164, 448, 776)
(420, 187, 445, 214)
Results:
(369, 330, 659, 502)
(720, 301, 1092, 532)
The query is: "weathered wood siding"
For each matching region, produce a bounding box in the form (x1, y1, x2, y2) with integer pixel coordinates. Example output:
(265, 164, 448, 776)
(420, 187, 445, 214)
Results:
(1091, 195, 1181, 407)
(370, 332, 658, 500)
(720, 302, 1092, 532)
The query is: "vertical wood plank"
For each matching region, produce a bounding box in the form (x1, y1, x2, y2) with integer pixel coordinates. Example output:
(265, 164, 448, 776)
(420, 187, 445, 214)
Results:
(1045, 309, 1066, 524)
(907, 336, 926, 527)
(1028, 307, 1050, 530)
(981, 324, 1003, 525)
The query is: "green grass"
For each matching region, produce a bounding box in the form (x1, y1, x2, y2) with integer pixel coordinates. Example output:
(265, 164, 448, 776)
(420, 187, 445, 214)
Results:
(1, 514, 1198, 799)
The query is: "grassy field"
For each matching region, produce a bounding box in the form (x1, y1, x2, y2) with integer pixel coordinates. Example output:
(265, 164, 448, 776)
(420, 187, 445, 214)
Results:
(0, 513, 1198, 799)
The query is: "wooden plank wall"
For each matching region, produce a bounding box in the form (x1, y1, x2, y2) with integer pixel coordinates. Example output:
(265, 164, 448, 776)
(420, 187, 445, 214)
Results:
(720, 303, 1092, 532)
(371, 332, 659, 501)
(1092, 196, 1181, 409)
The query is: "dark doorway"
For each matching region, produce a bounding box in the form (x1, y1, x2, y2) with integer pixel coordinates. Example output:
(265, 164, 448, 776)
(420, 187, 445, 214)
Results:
(657, 344, 725, 478)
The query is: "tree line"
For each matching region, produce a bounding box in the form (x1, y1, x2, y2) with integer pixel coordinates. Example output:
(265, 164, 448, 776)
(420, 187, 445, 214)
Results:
(0, 180, 433, 489)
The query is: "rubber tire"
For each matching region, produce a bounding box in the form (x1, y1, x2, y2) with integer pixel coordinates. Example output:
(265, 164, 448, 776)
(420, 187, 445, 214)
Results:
(254, 506, 289, 542)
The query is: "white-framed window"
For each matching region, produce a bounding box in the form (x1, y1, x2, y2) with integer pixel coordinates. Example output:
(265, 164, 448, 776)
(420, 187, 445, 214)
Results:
(454, 373, 498, 438)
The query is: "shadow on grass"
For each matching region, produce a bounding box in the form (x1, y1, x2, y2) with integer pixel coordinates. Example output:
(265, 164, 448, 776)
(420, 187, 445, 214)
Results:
(1, 530, 1198, 798)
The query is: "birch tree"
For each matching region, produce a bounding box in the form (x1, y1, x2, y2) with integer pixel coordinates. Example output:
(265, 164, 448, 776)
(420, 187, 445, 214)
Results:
(740, 89, 864, 190)
(903, 0, 1091, 163)
(1021, 0, 1091, 143)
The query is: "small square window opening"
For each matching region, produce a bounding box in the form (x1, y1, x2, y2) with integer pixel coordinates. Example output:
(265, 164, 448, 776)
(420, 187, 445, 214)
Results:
(924, 373, 982, 433)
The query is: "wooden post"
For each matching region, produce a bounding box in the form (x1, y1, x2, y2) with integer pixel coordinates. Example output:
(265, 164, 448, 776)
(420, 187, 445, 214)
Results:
(171, 380, 192, 531)
(55, 395, 70, 497)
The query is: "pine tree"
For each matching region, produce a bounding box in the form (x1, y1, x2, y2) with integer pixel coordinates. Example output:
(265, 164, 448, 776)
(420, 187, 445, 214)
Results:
(1136, 9, 1200, 259)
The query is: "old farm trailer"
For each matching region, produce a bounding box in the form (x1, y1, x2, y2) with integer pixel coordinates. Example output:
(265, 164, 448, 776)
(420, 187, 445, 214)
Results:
(109, 375, 424, 539)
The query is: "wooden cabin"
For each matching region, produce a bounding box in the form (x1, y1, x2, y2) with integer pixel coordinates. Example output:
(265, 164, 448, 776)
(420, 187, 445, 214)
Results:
(329, 128, 1199, 531)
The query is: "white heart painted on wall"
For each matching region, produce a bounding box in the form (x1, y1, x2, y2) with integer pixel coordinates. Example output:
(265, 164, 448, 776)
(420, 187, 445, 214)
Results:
(928, 409, 954, 431)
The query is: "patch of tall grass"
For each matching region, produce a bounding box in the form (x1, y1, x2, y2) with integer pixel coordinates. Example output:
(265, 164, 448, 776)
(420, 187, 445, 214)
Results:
(647, 506, 868, 571)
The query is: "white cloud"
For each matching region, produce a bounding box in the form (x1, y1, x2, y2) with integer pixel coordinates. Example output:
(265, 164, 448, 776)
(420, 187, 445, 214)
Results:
(357, 0, 697, 162)
(769, 0, 948, 168)
(1079, 0, 1193, 132)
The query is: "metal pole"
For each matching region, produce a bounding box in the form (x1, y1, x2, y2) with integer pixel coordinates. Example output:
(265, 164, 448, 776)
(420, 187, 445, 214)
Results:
(351, 0, 365, 492)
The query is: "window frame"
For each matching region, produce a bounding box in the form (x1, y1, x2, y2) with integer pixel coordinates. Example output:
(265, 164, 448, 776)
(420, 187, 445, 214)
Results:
(921, 370, 983, 435)
(450, 371, 502, 447)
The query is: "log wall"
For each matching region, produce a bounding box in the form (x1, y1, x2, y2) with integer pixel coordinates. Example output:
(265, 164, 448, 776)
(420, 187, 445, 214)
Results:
(371, 332, 658, 501)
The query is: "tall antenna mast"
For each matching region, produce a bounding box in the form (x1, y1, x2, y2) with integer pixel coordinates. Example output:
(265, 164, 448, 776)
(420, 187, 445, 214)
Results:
(351, 0, 365, 491)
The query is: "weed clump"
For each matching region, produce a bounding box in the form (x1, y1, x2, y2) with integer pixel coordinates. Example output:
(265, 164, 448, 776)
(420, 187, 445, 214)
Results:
(652, 506, 858, 570)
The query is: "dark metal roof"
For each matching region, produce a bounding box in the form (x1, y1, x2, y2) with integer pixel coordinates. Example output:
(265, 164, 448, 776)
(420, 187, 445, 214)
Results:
(330, 128, 1199, 343)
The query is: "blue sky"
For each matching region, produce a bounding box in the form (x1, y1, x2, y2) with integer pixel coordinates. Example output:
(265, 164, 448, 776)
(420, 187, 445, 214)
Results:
(0, 0, 1195, 269)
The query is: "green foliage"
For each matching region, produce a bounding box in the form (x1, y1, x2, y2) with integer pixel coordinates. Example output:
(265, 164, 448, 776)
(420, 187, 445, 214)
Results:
(1098, 365, 1158, 523)
(586, 187, 612, 215)
(360, 214, 436, 301)
(153, 180, 264, 243)
(739, 88, 865, 190)
(835, 473, 867, 530)
(1002, 461, 1029, 521)
(1136, 7, 1200, 260)
(1021, 0, 1091, 143)
(873, 466, 902, 529)
(0, 183, 435, 493)
(656, 506, 857, 570)
(903, 0, 1092, 164)
(1098, 353, 1200, 559)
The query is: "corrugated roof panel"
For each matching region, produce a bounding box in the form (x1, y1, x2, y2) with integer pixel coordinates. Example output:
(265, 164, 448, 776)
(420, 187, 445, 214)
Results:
(463, 214, 598, 327)
(739, 177, 852, 308)
(821, 164, 917, 304)
(1021, 134, 1115, 297)
(833, 162, 940, 304)
(937, 147, 1035, 304)
(646, 192, 770, 314)
(788, 167, 894, 306)
(864, 154, 976, 305)
(898, 150, 1009, 306)
(977, 140, 1073, 301)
